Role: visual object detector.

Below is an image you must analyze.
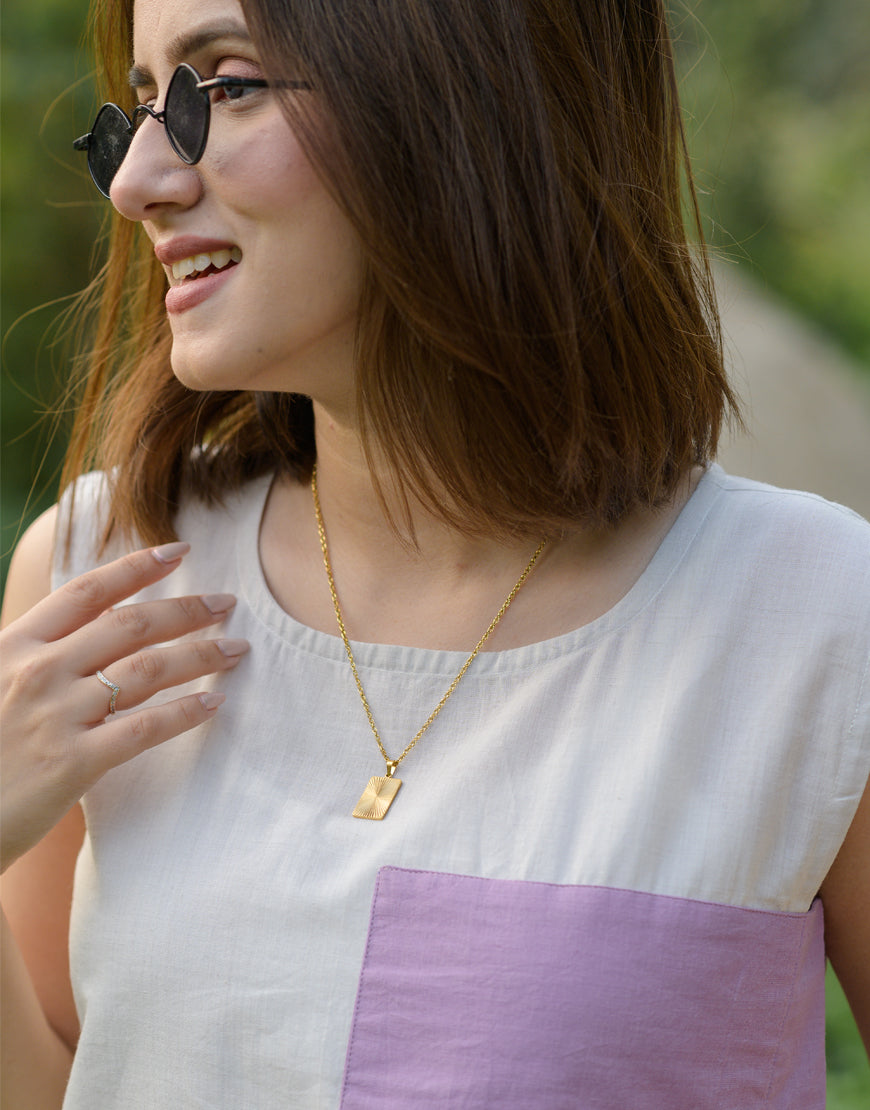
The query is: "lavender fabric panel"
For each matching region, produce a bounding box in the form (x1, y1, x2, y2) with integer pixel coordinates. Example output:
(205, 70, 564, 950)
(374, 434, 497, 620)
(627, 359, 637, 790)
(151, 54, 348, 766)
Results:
(340, 869, 825, 1110)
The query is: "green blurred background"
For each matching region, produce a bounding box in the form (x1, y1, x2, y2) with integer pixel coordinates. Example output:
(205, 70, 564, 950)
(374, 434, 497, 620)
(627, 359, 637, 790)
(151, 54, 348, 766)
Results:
(1, 2, 868, 1098)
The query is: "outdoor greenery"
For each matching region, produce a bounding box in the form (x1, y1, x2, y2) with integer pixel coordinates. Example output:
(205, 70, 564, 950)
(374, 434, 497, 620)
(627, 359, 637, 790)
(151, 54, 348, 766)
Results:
(675, 0, 870, 366)
(0, 3, 868, 1099)
(828, 968, 870, 1107)
(2, 0, 100, 564)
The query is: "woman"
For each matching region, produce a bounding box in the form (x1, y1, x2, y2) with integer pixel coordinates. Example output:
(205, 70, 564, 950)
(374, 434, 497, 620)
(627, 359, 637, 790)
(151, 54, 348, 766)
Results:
(2, 0, 868, 1106)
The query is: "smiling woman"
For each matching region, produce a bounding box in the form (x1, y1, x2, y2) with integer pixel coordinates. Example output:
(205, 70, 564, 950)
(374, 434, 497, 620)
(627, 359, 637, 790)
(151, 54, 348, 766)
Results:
(58, 0, 737, 547)
(169, 246, 241, 281)
(1, 0, 868, 1108)
(102, 0, 363, 402)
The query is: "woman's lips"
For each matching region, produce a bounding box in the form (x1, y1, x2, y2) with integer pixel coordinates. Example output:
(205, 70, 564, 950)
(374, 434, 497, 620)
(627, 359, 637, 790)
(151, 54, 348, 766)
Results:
(164, 261, 238, 315)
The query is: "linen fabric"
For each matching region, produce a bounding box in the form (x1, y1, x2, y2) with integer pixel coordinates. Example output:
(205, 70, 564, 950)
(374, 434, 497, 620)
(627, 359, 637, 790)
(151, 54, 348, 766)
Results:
(52, 465, 870, 1108)
(341, 871, 825, 1109)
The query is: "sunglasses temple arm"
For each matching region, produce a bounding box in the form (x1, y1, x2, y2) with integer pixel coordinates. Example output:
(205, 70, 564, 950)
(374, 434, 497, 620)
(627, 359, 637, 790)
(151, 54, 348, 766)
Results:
(73, 133, 91, 151)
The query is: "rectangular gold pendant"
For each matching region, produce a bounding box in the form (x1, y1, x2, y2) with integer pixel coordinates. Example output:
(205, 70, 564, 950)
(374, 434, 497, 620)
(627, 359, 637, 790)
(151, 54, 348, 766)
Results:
(353, 775, 402, 820)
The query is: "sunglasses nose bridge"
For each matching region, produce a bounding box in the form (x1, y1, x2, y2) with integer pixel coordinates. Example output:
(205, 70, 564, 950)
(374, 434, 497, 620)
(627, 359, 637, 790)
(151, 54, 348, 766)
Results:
(77, 65, 210, 195)
(130, 103, 166, 134)
(131, 82, 206, 166)
(101, 98, 189, 204)
(114, 104, 170, 188)
(125, 100, 198, 174)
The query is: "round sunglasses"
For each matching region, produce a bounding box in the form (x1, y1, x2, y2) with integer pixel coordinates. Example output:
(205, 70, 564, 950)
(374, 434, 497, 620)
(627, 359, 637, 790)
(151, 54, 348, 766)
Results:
(73, 63, 310, 198)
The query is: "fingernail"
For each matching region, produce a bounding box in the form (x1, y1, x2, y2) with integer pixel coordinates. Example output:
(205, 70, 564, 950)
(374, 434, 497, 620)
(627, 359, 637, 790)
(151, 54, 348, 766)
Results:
(217, 638, 250, 657)
(199, 692, 226, 711)
(152, 541, 190, 564)
(201, 593, 237, 615)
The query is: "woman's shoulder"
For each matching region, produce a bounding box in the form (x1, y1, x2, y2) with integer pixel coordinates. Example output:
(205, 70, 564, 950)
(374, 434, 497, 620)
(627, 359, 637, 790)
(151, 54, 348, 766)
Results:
(52, 468, 274, 592)
(52, 471, 124, 590)
(668, 467, 870, 677)
(1, 505, 59, 626)
(705, 464, 870, 534)
(700, 466, 870, 586)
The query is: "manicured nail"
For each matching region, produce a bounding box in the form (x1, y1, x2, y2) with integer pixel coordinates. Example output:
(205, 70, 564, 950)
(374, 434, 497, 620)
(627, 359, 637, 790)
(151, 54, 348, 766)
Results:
(152, 541, 190, 564)
(201, 593, 237, 615)
(217, 638, 250, 657)
(199, 692, 226, 711)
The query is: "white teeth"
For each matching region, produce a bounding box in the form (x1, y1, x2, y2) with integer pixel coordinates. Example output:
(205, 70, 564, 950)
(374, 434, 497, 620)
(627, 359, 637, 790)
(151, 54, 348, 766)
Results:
(170, 248, 241, 281)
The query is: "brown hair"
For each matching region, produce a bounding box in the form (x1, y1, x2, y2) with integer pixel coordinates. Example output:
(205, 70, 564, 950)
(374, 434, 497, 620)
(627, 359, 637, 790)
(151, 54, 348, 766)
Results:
(63, 0, 737, 546)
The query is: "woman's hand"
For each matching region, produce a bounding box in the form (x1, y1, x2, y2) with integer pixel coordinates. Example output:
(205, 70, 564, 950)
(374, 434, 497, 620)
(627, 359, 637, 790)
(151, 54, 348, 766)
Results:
(0, 541, 249, 873)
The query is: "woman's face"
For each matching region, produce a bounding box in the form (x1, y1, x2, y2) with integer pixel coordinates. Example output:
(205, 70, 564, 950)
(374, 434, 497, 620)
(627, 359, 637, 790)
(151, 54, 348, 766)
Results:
(112, 0, 362, 407)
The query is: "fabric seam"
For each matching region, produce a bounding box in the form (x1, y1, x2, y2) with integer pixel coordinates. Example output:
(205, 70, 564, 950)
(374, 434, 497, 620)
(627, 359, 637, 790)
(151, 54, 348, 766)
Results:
(339, 867, 386, 1108)
(374, 866, 820, 919)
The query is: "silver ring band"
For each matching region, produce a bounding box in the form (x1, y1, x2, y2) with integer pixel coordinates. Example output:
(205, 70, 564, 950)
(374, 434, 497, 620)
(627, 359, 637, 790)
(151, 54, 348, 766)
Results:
(95, 669, 121, 714)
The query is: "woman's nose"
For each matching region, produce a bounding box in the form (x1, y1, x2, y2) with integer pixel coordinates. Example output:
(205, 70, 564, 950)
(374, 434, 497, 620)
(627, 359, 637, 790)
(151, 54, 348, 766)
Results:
(110, 113, 203, 220)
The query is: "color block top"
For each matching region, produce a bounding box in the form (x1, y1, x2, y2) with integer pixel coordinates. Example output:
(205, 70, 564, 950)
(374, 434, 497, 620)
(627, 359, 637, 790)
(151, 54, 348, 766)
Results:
(54, 465, 870, 1108)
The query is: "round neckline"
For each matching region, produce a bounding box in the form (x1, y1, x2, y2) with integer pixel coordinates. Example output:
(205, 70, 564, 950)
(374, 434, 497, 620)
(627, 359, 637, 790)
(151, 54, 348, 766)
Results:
(237, 466, 723, 675)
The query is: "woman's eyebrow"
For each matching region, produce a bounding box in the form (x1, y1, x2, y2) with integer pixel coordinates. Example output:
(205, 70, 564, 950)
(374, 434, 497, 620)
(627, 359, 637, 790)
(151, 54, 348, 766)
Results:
(128, 19, 254, 88)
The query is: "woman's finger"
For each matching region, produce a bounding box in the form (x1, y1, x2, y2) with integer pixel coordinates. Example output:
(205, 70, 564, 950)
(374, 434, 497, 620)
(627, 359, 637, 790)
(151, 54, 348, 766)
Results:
(86, 690, 228, 775)
(85, 638, 250, 719)
(0, 685, 228, 871)
(67, 591, 239, 678)
(18, 543, 190, 644)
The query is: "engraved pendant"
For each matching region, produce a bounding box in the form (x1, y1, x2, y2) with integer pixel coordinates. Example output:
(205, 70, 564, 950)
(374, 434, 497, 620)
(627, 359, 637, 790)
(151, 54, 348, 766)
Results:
(353, 772, 402, 819)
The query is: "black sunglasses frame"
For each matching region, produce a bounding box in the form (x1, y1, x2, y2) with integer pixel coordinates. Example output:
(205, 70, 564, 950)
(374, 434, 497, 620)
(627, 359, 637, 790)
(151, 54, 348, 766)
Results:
(74, 62, 310, 198)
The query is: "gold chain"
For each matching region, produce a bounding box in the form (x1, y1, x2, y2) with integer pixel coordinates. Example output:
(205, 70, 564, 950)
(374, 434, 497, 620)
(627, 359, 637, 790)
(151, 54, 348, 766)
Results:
(311, 465, 547, 774)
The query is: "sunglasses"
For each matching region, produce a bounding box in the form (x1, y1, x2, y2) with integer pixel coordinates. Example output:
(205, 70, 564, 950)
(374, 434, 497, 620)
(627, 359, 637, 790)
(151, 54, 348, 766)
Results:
(74, 62, 309, 198)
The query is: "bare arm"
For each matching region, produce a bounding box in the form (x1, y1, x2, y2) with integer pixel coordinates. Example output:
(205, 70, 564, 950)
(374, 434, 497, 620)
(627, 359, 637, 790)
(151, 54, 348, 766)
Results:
(2, 807, 84, 1049)
(0, 507, 248, 1108)
(1, 508, 78, 1108)
(820, 775, 870, 1059)
(1, 808, 84, 1109)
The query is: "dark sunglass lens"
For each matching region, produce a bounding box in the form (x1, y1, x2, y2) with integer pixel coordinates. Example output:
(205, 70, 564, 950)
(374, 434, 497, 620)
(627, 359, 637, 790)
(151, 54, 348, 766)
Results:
(165, 64, 209, 164)
(89, 104, 134, 195)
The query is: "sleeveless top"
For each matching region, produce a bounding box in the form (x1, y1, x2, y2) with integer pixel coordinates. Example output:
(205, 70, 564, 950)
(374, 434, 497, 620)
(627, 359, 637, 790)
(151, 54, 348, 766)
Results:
(53, 465, 870, 1109)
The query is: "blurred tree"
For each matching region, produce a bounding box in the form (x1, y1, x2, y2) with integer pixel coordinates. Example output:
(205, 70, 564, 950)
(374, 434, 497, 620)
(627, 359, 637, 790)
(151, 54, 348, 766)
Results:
(676, 0, 870, 364)
(1, 0, 100, 583)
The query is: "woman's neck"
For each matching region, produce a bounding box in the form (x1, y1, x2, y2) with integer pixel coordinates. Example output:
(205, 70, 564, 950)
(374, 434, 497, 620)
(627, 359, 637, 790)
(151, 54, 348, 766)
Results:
(309, 407, 539, 575)
(257, 403, 703, 651)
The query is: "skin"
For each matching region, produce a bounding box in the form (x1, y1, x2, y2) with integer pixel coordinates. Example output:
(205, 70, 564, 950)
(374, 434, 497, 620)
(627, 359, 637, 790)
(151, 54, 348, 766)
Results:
(1, 508, 248, 1105)
(110, 0, 363, 404)
(1, 0, 867, 1104)
(820, 784, 870, 1057)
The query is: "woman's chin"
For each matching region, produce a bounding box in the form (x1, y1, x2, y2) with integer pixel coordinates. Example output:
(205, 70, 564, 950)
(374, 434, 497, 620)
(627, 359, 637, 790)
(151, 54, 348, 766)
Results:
(169, 348, 232, 393)
(170, 367, 212, 392)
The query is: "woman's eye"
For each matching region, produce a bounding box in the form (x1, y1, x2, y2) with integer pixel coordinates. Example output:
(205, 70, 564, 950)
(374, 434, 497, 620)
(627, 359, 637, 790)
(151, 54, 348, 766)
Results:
(207, 79, 262, 106)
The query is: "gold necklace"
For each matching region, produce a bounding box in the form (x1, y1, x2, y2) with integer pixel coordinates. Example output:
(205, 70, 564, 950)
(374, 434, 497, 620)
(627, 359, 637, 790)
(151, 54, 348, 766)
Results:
(311, 466, 547, 819)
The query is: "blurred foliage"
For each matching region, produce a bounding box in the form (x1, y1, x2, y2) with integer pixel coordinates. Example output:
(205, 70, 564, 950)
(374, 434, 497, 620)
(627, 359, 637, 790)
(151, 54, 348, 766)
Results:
(2, 0, 101, 579)
(827, 966, 870, 1108)
(675, 0, 870, 365)
(0, 0, 868, 1097)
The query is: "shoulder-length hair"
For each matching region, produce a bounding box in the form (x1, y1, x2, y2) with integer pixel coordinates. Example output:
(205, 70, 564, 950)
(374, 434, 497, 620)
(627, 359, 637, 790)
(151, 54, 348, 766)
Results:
(63, 0, 737, 546)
